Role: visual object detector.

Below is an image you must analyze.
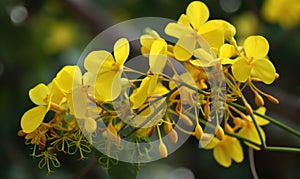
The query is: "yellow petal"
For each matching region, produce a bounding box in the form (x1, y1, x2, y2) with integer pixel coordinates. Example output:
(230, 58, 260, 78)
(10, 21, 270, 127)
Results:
(220, 44, 235, 59)
(204, 20, 236, 41)
(151, 82, 169, 96)
(149, 38, 167, 74)
(140, 34, 155, 49)
(254, 106, 269, 126)
(186, 1, 209, 30)
(84, 117, 97, 133)
(221, 58, 234, 65)
(244, 36, 269, 59)
(68, 87, 88, 118)
(193, 48, 214, 67)
(165, 23, 194, 39)
(225, 137, 243, 163)
(232, 57, 252, 82)
(148, 74, 158, 94)
(141, 46, 150, 56)
(202, 136, 220, 149)
(29, 83, 49, 105)
(252, 58, 276, 84)
(213, 145, 232, 167)
(178, 14, 190, 26)
(130, 77, 151, 109)
(238, 124, 266, 150)
(114, 38, 130, 66)
(21, 106, 49, 133)
(95, 71, 122, 101)
(199, 27, 224, 50)
(84, 50, 115, 74)
(47, 82, 65, 104)
(174, 36, 196, 61)
(54, 66, 82, 93)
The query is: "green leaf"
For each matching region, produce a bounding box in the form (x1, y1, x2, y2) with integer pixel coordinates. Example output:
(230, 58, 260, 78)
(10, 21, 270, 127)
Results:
(108, 161, 140, 179)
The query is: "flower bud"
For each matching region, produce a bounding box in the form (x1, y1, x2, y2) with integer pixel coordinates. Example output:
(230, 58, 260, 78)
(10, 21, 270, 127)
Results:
(84, 117, 97, 133)
(194, 124, 203, 140)
(179, 113, 193, 126)
(158, 141, 168, 158)
(224, 123, 234, 133)
(244, 102, 253, 115)
(215, 125, 224, 140)
(233, 117, 245, 128)
(204, 99, 210, 121)
(168, 129, 178, 143)
(164, 116, 172, 134)
(265, 94, 279, 104)
(254, 91, 264, 107)
(17, 130, 26, 136)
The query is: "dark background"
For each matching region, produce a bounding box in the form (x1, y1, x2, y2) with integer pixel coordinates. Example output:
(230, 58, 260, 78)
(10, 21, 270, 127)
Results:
(0, 0, 299, 178)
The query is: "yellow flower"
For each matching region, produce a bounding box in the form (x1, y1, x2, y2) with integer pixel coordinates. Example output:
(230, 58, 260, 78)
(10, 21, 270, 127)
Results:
(130, 38, 168, 109)
(140, 28, 160, 56)
(20, 66, 81, 133)
(202, 134, 244, 167)
(84, 38, 129, 101)
(218, 43, 235, 65)
(237, 107, 269, 150)
(164, 1, 236, 61)
(21, 83, 51, 133)
(231, 35, 276, 84)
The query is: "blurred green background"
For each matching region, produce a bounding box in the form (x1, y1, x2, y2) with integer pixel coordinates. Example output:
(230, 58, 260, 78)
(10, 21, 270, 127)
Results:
(0, 0, 299, 178)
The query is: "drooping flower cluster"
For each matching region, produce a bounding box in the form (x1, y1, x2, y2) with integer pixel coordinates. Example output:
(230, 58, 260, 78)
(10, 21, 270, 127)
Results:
(19, 1, 283, 172)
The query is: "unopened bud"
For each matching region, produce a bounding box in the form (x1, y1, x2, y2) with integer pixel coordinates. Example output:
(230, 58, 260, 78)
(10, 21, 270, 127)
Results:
(179, 113, 193, 126)
(17, 130, 26, 136)
(204, 99, 210, 121)
(194, 124, 203, 140)
(168, 129, 178, 143)
(158, 141, 168, 158)
(199, 133, 213, 147)
(254, 91, 264, 107)
(84, 117, 97, 133)
(233, 117, 245, 128)
(164, 116, 172, 134)
(224, 123, 234, 133)
(215, 125, 224, 140)
(265, 94, 279, 104)
(244, 102, 253, 115)
(201, 133, 213, 141)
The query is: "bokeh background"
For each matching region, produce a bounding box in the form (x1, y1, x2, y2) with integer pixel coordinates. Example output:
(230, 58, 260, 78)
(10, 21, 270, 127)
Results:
(0, 0, 299, 178)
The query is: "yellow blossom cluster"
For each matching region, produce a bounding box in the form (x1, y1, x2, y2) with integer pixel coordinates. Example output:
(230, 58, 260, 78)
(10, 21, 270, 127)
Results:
(19, 1, 283, 172)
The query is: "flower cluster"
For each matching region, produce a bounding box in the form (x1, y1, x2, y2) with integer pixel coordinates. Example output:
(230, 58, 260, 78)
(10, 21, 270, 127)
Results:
(19, 1, 283, 172)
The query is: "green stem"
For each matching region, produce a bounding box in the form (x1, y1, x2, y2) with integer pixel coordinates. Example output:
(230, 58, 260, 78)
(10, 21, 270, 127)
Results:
(264, 146, 300, 153)
(250, 114, 267, 148)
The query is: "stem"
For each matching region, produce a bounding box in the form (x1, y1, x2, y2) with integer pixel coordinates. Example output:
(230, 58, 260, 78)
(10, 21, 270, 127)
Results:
(264, 146, 300, 153)
(248, 148, 259, 179)
(250, 114, 267, 148)
(225, 132, 262, 148)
